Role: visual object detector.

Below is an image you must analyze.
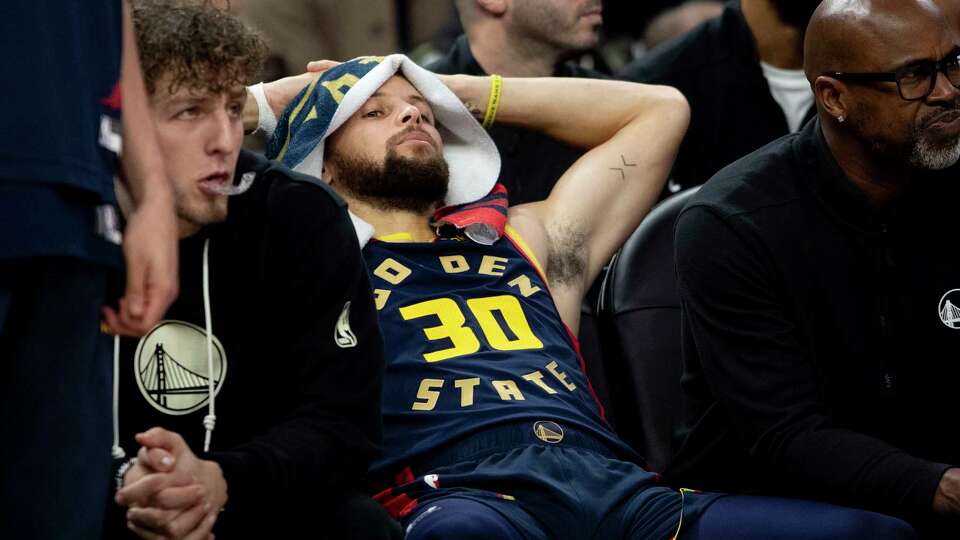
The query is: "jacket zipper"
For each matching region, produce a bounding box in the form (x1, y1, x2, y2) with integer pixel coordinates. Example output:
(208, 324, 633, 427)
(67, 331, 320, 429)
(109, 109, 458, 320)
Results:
(879, 223, 895, 392)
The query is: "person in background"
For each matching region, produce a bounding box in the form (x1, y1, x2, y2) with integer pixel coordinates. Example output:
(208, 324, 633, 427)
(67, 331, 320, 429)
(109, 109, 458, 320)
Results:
(673, 0, 960, 536)
(234, 0, 454, 77)
(621, 0, 821, 198)
(643, 1, 724, 51)
(107, 3, 396, 539)
(0, 0, 178, 538)
(428, 0, 606, 204)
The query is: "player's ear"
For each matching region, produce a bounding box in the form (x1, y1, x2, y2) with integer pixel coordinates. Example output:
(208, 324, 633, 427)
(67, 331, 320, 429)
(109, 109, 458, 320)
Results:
(320, 161, 334, 185)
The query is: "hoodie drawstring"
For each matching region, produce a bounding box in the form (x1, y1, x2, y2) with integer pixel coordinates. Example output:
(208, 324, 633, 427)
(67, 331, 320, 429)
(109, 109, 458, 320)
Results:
(202, 237, 217, 452)
(110, 237, 219, 461)
(111, 334, 125, 460)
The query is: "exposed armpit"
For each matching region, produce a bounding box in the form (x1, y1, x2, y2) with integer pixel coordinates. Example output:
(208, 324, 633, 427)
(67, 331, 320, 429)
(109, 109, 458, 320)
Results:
(546, 221, 588, 288)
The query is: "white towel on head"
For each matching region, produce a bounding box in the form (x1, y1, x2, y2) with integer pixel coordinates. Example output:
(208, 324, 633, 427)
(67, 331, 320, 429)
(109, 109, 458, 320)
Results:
(264, 54, 501, 246)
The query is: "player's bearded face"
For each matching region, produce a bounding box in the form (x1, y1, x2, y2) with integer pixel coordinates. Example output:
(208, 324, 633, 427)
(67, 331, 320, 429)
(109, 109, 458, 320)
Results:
(331, 148, 450, 214)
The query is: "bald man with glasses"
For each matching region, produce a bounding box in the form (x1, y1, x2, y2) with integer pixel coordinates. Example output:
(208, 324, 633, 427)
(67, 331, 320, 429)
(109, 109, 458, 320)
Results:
(670, 0, 960, 536)
(827, 50, 960, 102)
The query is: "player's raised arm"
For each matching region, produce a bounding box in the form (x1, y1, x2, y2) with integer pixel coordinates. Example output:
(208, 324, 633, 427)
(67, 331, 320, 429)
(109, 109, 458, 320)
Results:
(441, 74, 689, 326)
(248, 70, 688, 328)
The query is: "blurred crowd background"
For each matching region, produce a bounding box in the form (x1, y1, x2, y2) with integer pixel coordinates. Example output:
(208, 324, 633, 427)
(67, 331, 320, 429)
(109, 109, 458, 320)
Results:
(213, 0, 720, 80)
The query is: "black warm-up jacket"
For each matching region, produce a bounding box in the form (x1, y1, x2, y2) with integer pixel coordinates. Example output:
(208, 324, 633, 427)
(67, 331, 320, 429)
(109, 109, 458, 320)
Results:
(672, 118, 958, 532)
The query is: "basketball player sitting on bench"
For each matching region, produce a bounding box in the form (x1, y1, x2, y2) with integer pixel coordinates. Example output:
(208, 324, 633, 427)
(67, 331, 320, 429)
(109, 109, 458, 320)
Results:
(243, 56, 915, 539)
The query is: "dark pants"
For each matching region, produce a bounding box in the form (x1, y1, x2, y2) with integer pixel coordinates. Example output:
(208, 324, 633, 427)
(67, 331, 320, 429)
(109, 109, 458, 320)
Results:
(0, 258, 111, 540)
(680, 495, 916, 540)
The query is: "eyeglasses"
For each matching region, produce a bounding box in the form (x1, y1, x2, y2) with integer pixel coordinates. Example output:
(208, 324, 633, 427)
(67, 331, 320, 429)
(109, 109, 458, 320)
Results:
(827, 51, 960, 101)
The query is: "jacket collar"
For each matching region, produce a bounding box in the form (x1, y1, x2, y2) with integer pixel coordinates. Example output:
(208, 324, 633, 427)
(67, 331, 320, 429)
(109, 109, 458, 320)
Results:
(797, 118, 890, 233)
(446, 35, 486, 76)
(445, 34, 600, 78)
(804, 118, 953, 233)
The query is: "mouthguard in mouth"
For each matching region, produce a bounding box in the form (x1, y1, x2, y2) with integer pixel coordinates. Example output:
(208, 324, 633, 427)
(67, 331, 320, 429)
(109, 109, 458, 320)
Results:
(204, 171, 256, 196)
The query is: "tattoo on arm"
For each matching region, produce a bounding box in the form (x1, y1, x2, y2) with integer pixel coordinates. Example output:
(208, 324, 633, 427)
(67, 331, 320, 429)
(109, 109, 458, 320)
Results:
(463, 101, 484, 123)
(609, 154, 638, 180)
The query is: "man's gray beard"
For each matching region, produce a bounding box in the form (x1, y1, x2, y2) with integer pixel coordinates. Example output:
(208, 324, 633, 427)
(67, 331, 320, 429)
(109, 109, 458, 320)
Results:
(910, 133, 960, 170)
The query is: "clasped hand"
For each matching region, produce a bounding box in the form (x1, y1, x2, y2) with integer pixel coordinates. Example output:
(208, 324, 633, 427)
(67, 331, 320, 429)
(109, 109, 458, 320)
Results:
(115, 428, 228, 540)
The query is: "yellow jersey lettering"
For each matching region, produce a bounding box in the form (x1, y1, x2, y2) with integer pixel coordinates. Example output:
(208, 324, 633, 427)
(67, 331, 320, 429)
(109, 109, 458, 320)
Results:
(478, 255, 509, 276)
(412, 378, 444, 411)
(373, 289, 391, 311)
(439, 255, 470, 274)
(466, 295, 544, 351)
(454, 377, 481, 407)
(400, 298, 481, 362)
(374, 258, 412, 285)
(507, 275, 542, 298)
(321, 73, 361, 104)
(401, 295, 544, 362)
(491, 379, 526, 401)
(522, 371, 558, 394)
(546, 361, 577, 391)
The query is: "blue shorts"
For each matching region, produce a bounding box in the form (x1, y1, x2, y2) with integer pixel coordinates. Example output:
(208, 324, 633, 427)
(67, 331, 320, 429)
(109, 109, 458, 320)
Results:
(375, 421, 917, 540)
(375, 421, 721, 539)
(0, 258, 112, 539)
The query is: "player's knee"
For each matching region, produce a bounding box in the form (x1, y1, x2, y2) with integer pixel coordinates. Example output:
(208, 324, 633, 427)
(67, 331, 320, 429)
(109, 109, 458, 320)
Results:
(404, 500, 523, 540)
(820, 510, 916, 540)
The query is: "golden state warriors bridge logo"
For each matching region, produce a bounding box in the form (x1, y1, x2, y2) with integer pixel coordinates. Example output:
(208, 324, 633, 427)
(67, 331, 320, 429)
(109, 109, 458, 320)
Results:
(134, 321, 228, 415)
(533, 421, 564, 443)
(939, 289, 960, 330)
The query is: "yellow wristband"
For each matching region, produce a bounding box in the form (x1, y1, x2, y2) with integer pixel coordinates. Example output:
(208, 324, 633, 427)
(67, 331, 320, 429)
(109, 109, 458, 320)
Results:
(482, 74, 503, 129)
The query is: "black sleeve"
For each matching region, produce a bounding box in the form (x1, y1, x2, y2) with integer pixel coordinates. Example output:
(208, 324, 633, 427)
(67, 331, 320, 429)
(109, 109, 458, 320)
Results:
(618, 58, 658, 84)
(675, 205, 951, 517)
(208, 183, 384, 517)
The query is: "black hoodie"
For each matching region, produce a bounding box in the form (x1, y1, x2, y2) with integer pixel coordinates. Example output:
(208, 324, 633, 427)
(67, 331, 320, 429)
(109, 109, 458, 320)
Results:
(106, 151, 384, 537)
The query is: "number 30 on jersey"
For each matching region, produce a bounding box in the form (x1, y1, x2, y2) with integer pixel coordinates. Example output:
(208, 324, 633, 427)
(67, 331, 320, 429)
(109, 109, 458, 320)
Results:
(400, 294, 544, 362)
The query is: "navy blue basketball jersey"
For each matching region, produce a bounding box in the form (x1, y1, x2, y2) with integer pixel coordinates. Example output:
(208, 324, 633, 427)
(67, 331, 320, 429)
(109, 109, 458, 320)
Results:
(366, 225, 632, 473)
(0, 0, 123, 264)
(0, 0, 122, 199)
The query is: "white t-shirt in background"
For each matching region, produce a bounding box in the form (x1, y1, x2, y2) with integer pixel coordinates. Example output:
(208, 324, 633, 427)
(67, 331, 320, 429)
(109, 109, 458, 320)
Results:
(760, 62, 815, 133)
